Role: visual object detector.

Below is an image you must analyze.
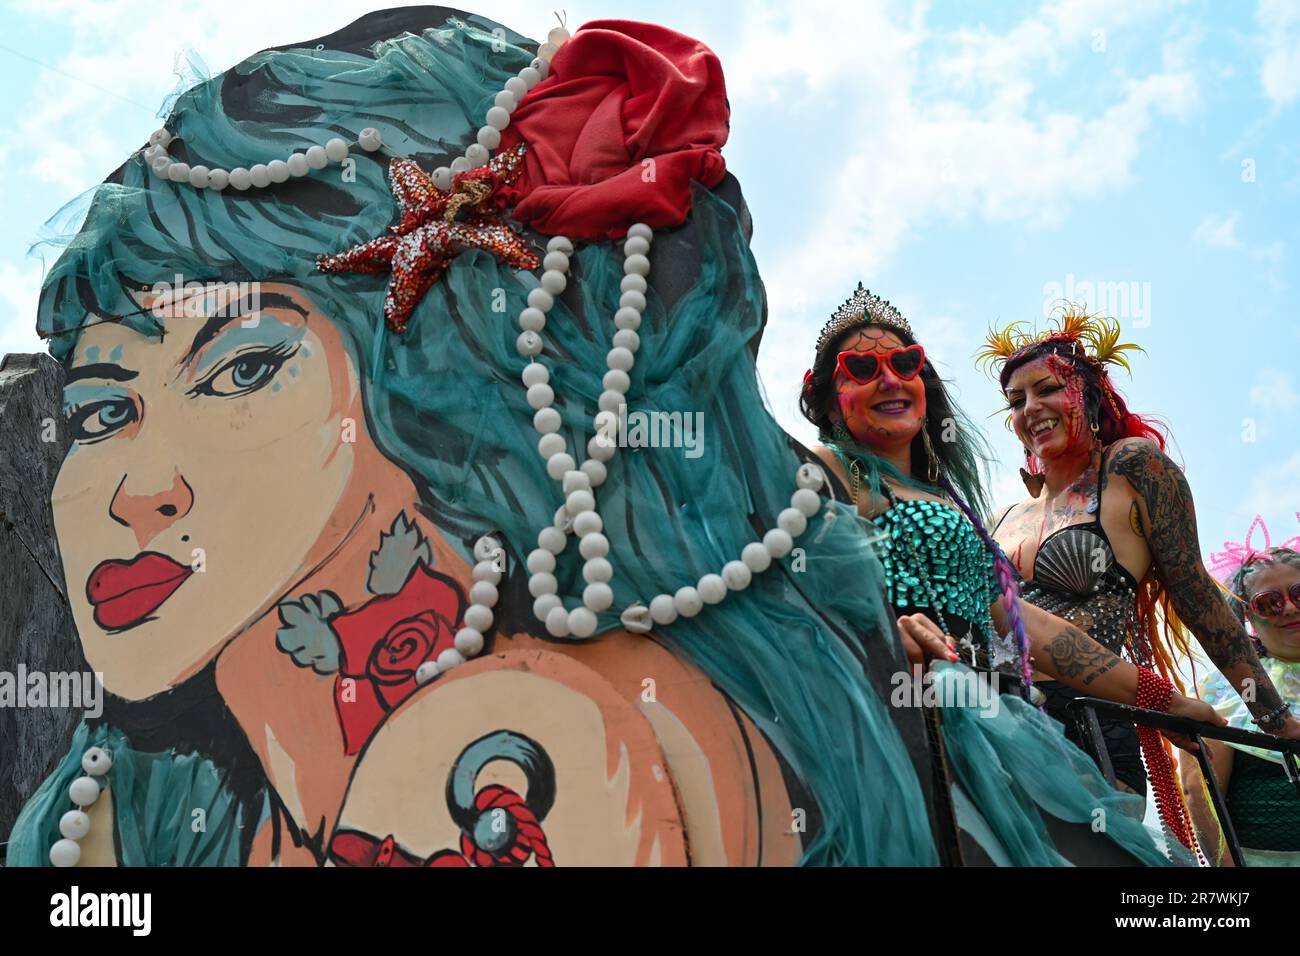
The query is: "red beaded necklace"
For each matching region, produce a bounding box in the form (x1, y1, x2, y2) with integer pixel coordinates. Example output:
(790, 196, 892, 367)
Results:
(1135, 667, 1206, 864)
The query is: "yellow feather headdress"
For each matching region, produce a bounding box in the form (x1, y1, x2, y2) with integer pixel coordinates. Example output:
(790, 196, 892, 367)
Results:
(975, 303, 1144, 379)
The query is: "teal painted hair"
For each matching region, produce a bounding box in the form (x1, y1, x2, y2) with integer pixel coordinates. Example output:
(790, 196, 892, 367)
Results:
(30, 10, 939, 865)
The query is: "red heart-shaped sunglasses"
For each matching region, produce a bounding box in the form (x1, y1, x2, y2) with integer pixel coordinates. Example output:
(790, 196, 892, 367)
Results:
(835, 344, 926, 385)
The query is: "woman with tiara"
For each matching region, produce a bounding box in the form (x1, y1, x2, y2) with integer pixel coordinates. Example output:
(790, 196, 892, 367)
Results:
(978, 311, 1299, 813)
(1182, 520, 1300, 866)
(799, 284, 1222, 865)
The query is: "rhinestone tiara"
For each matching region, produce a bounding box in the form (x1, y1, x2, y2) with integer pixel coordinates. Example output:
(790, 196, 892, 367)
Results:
(815, 282, 914, 354)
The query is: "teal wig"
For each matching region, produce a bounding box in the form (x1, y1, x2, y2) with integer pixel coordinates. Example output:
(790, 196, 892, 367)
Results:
(16, 9, 939, 866)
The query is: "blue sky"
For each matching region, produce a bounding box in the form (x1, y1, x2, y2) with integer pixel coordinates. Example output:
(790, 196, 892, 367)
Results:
(1, 0, 1297, 565)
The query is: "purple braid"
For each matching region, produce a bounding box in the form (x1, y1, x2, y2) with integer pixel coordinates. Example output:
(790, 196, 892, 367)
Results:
(938, 475, 1035, 702)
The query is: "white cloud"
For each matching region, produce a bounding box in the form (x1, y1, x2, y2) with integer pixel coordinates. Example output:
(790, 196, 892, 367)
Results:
(1248, 450, 1300, 519)
(1249, 368, 1300, 412)
(1252, 239, 1284, 262)
(0, 261, 48, 358)
(1258, 0, 1300, 108)
(1192, 211, 1241, 248)
(936, 0, 1190, 92)
(726, 0, 1202, 442)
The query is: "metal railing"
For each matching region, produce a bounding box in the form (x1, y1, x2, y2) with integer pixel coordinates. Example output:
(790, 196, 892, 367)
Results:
(1068, 697, 1300, 867)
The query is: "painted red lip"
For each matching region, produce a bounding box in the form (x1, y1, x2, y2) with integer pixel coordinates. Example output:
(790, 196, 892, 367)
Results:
(86, 552, 193, 632)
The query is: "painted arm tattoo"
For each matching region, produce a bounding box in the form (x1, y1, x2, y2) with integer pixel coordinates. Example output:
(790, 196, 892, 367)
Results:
(1042, 624, 1122, 687)
(1104, 439, 1283, 714)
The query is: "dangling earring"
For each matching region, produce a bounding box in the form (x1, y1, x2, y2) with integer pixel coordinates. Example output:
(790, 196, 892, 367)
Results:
(1019, 448, 1045, 499)
(829, 420, 862, 504)
(921, 427, 941, 483)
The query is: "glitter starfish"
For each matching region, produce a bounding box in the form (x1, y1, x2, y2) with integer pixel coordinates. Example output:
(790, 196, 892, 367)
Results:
(317, 143, 539, 333)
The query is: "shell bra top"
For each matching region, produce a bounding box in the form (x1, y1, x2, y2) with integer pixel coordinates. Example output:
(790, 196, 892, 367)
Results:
(992, 448, 1147, 666)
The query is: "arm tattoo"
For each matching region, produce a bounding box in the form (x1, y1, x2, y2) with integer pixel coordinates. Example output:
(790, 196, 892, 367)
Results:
(1128, 502, 1144, 539)
(1105, 440, 1282, 713)
(1043, 625, 1123, 686)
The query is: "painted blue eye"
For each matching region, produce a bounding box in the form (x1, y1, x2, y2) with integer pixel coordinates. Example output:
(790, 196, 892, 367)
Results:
(231, 356, 274, 388)
(193, 346, 295, 398)
(68, 399, 138, 441)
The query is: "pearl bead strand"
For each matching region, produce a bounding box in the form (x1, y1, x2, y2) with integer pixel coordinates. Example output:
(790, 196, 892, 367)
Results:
(511, 218, 827, 636)
(49, 746, 113, 867)
(627, 464, 826, 630)
(414, 534, 506, 681)
(140, 127, 384, 191)
(433, 25, 571, 191)
(139, 24, 573, 194)
(516, 225, 652, 638)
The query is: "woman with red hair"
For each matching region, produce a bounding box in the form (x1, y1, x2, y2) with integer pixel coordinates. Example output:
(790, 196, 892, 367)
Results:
(982, 308, 1300, 802)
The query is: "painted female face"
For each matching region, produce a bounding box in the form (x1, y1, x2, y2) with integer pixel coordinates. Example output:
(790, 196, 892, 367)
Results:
(1244, 560, 1300, 660)
(53, 282, 379, 699)
(829, 327, 927, 454)
(1004, 356, 1089, 462)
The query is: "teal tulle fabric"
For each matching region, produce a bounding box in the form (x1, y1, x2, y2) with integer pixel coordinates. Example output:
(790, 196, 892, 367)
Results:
(932, 663, 1192, 866)
(8, 722, 266, 867)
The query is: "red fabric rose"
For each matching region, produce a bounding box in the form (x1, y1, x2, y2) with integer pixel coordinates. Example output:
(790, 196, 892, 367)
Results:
(498, 19, 729, 240)
(332, 564, 464, 754)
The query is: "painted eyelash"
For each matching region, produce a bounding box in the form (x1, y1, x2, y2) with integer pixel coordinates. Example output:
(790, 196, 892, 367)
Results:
(187, 341, 299, 396)
(64, 397, 137, 443)
(63, 395, 129, 419)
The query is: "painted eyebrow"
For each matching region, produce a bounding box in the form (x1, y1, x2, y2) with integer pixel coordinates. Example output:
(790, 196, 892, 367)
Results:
(65, 363, 138, 384)
(180, 292, 310, 368)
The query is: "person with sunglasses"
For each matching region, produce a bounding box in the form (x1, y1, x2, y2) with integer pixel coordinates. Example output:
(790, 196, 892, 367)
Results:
(1181, 533, 1300, 866)
(799, 284, 1222, 865)
(979, 309, 1300, 803)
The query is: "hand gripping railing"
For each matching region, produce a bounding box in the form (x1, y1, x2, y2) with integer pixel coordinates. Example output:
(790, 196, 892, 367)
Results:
(1067, 697, 1300, 867)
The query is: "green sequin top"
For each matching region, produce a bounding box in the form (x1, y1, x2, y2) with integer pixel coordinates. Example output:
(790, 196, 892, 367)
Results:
(870, 497, 1000, 648)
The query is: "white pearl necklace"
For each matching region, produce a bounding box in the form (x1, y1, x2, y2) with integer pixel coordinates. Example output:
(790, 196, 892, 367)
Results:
(139, 24, 573, 193)
(510, 228, 828, 638)
(50, 746, 113, 867)
(413, 219, 827, 677)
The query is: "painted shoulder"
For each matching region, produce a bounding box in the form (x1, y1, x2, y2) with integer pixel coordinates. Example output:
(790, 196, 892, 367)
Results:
(333, 634, 797, 866)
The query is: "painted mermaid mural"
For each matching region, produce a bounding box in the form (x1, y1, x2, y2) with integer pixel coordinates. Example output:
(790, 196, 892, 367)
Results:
(11, 8, 959, 867)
